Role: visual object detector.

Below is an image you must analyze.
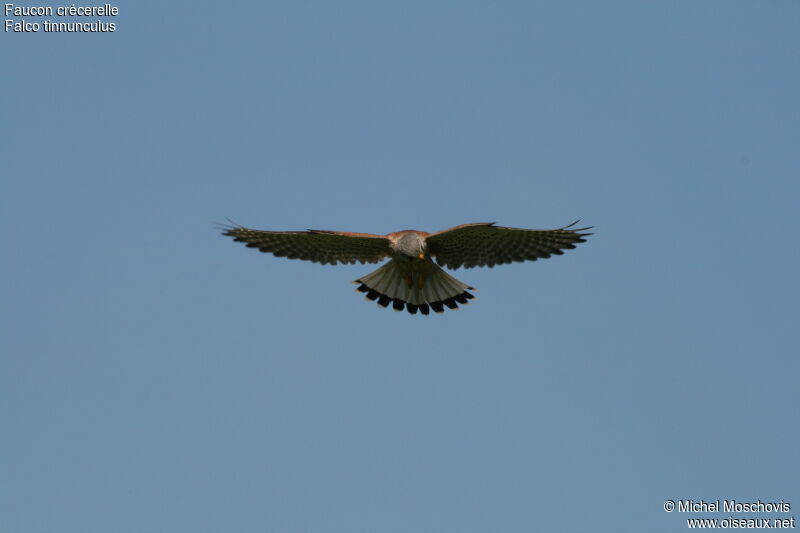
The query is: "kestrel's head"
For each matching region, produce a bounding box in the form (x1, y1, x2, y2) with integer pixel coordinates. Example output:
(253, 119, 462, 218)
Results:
(393, 232, 427, 259)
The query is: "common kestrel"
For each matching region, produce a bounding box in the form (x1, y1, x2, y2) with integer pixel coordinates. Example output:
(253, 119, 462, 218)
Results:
(223, 221, 591, 315)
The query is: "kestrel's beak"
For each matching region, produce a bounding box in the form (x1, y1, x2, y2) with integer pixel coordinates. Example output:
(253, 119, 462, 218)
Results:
(418, 253, 425, 260)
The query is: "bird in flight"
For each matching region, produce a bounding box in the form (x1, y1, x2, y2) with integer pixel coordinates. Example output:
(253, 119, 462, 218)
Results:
(222, 221, 591, 315)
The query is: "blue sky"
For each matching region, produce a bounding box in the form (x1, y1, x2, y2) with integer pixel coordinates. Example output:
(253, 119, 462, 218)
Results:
(2, 2, 798, 532)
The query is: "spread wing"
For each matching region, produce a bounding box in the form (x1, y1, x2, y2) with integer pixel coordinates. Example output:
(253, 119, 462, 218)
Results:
(223, 225, 392, 265)
(427, 221, 592, 270)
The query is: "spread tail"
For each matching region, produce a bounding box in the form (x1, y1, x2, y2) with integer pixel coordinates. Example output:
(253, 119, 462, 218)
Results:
(354, 260, 476, 315)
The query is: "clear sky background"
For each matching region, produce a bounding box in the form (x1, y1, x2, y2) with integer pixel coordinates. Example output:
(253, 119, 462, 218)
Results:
(2, 2, 798, 532)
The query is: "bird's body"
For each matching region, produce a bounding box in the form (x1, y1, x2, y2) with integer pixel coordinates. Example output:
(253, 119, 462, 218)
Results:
(386, 231, 433, 287)
(223, 221, 591, 315)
